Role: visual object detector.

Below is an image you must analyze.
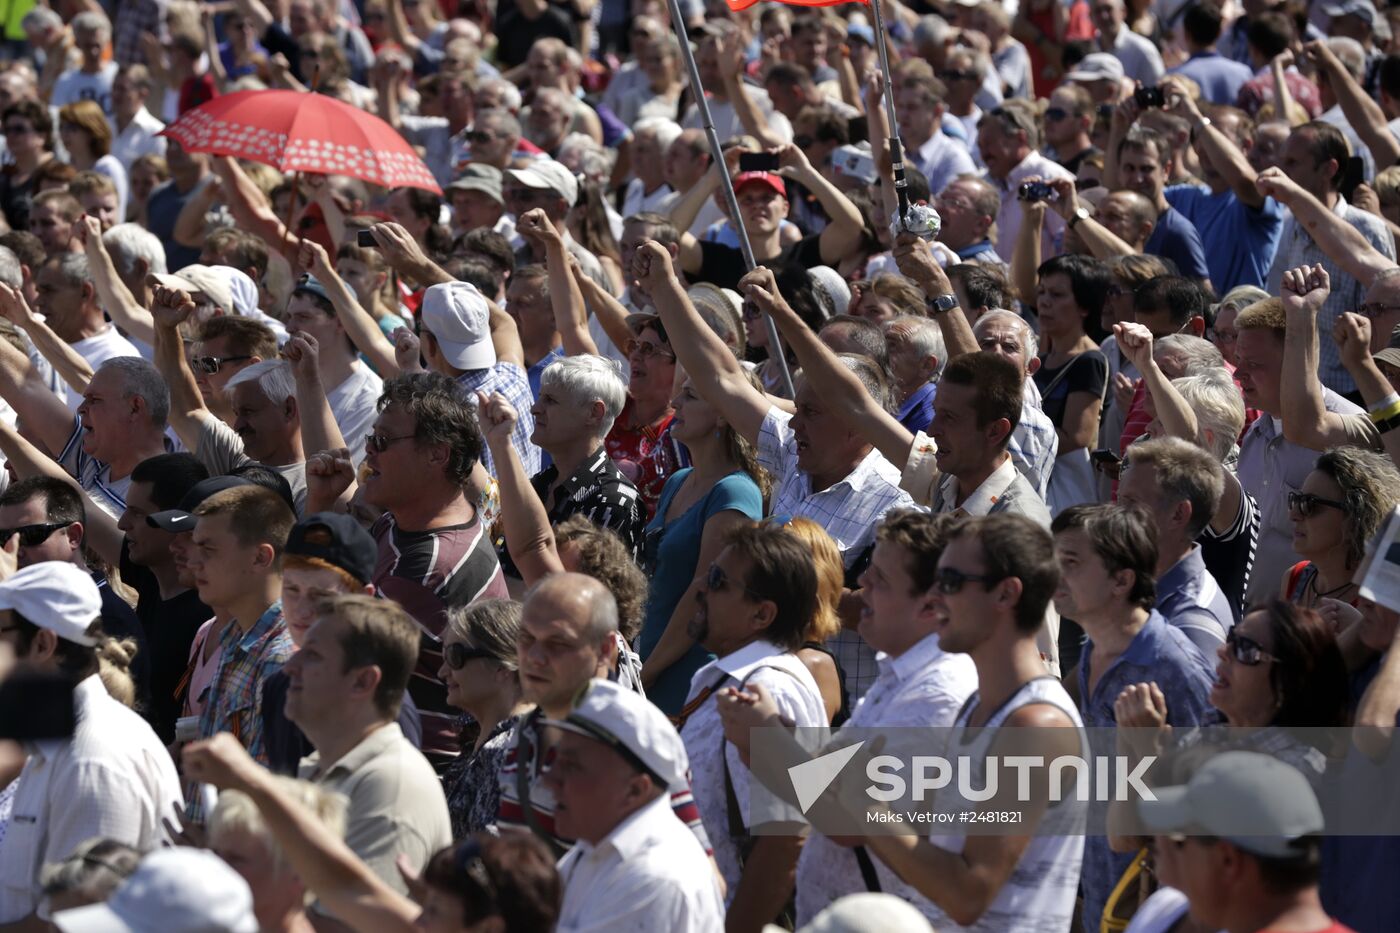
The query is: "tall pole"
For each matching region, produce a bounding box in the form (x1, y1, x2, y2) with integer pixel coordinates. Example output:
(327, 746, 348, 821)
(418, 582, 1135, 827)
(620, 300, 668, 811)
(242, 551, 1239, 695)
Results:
(870, 0, 911, 224)
(662, 6, 795, 398)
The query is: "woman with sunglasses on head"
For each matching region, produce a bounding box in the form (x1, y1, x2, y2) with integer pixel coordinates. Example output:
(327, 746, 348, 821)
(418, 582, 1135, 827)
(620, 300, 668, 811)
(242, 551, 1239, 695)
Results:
(1282, 447, 1400, 609)
(1110, 600, 1349, 933)
(603, 313, 682, 518)
(438, 599, 533, 840)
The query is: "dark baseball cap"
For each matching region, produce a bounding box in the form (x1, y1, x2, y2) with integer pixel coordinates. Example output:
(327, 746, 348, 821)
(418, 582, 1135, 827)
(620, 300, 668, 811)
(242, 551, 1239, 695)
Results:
(146, 475, 252, 532)
(284, 512, 378, 585)
(293, 273, 332, 304)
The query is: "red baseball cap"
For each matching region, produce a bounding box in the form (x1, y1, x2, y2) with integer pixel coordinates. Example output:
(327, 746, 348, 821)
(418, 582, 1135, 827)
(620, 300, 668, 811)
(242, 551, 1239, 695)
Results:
(733, 172, 787, 198)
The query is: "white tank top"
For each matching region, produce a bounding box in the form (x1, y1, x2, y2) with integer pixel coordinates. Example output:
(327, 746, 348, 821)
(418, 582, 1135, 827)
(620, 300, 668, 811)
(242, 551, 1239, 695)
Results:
(926, 676, 1087, 933)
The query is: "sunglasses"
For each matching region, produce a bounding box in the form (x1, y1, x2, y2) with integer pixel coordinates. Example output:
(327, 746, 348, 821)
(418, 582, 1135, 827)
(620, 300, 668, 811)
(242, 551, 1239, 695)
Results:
(933, 566, 998, 594)
(364, 432, 416, 453)
(0, 521, 73, 548)
(705, 563, 761, 600)
(793, 134, 815, 149)
(1287, 491, 1347, 518)
(444, 642, 496, 670)
(2, 124, 32, 136)
(1224, 628, 1277, 666)
(1045, 107, 1070, 121)
(464, 130, 496, 145)
(1358, 302, 1400, 320)
(938, 69, 978, 82)
(192, 354, 252, 375)
(625, 338, 675, 361)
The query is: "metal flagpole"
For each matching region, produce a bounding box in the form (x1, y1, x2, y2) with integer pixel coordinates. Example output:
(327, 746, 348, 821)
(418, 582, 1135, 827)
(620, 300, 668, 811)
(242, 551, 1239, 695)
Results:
(662, 5, 796, 398)
(869, 0, 912, 224)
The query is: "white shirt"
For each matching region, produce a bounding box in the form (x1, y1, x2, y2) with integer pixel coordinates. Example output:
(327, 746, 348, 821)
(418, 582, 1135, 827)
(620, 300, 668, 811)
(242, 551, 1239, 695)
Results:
(111, 106, 167, 171)
(992, 151, 1074, 264)
(1100, 28, 1165, 85)
(556, 793, 725, 933)
(912, 130, 977, 197)
(51, 62, 119, 115)
(680, 639, 825, 897)
(682, 87, 792, 144)
(795, 633, 977, 924)
(620, 178, 677, 219)
(327, 361, 383, 470)
(66, 326, 142, 411)
(0, 676, 181, 923)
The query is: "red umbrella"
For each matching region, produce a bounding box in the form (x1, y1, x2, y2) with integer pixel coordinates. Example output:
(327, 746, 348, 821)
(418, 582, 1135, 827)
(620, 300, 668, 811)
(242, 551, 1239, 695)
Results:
(159, 89, 442, 194)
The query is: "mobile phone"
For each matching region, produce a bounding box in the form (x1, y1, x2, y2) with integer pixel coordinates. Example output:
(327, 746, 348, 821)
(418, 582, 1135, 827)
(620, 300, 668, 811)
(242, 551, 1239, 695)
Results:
(1134, 85, 1165, 108)
(1090, 448, 1123, 466)
(739, 151, 780, 173)
(1018, 180, 1056, 202)
(356, 229, 378, 248)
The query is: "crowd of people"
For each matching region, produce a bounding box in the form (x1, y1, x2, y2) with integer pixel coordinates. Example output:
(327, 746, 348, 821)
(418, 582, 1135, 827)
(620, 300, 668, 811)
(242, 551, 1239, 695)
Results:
(0, 0, 1395, 931)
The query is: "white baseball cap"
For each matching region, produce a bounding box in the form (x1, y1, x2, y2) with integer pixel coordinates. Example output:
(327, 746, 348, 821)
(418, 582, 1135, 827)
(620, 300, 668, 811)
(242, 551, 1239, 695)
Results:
(1137, 750, 1325, 858)
(1064, 52, 1126, 84)
(765, 893, 933, 932)
(0, 562, 101, 646)
(545, 678, 689, 791)
(504, 160, 579, 208)
(153, 264, 235, 317)
(420, 280, 496, 371)
(52, 848, 258, 933)
(209, 265, 259, 317)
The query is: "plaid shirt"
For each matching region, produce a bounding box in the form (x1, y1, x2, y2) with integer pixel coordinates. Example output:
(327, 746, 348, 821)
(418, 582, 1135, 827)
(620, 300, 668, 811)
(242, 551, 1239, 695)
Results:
(457, 363, 540, 479)
(196, 601, 293, 766)
(114, 0, 166, 67)
(1266, 196, 1395, 395)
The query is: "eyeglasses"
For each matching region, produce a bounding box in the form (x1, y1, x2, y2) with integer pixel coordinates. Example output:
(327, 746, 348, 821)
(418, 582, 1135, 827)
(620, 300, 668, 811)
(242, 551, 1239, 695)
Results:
(192, 354, 252, 375)
(444, 642, 496, 670)
(364, 432, 417, 453)
(705, 563, 762, 600)
(464, 130, 496, 145)
(1287, 491, 1347, 518)
(933, 566, 999, 594)
(1224, 628, 1277, 666)
(625, 338, 675, 361)
(1045, 107, 1070, 122)
(1358, 302, 1400, 320)
(0, 521, 73, 548)
(938, 69, 978, 82)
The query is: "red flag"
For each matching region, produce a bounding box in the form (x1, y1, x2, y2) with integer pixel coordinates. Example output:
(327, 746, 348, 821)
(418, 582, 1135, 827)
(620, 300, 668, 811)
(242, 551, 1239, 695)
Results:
(726, 0, 866, 11)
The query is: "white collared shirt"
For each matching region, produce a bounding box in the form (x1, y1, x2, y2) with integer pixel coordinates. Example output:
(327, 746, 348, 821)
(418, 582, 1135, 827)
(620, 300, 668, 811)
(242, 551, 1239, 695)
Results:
(680, 639, 826, 897)
(111, 106, 168, 172)
(0, 676, 181, 923)
(992, 151, 1074, 264)
(933, 454, 1051, 523)
(556, 793, 724, 933)
(795, 633, 978, 924)
(912, 130, 977, 197)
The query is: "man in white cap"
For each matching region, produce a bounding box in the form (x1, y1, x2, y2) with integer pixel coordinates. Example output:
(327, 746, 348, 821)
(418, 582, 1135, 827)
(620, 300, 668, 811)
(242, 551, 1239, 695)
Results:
(1137, 751, 1344, 933)
(0, 561, 182, 928)
(1065, 51, 1129, 104)
(544, 678, 724, 932)
(50, 848, 258, 933)
(504, 159, 611, 294)
(417, 280, 539, 478)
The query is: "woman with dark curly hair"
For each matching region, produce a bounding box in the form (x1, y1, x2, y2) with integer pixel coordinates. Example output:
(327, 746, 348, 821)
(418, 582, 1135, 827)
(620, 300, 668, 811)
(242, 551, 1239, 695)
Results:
(1283, 447, 1400, 609)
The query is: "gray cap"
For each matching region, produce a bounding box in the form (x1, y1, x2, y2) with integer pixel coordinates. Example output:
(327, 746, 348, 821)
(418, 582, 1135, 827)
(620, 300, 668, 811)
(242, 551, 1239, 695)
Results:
(1136, 751, 1324, 858)
(1065, 52, 1126, 84)
(447, 163, 504, 206)
(1322, 0, 1378, 25)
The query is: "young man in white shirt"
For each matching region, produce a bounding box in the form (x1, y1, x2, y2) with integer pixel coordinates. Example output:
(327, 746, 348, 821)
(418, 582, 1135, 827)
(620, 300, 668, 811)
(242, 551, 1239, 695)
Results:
(109, 64, 166, 171)
(49, 12, 118, 116)
(546, 679, 724, 933)
(0, 562, 182, 927)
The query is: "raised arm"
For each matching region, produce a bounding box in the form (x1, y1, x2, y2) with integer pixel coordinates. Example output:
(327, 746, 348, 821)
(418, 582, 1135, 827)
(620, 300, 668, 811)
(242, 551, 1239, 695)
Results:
(1354, 620, 1400, 760)
(1010, 197, 1046, 306)
(0, 314, 80, 458)
(183, 735, 420, 933)
(1102, 97, 1144, 192)
(892, 234, 979, 360)
(773, 143, 866, 267)
(0, 284, 93, 399)
(1335, 312, 1400, 470)
(210, 157, 299, 259)
(518, 209, 598, 356)
(369, 221, 453, 288)
(1044, 178, 1139, 259)
(296, 238, 398, 375)
(172, 176, 222, 249)
(80, 217, 156, 347)
(285, 332, 347, 458)
(1280, 264, 1359, 448)
(149, 281, 219, 450)
(487, 299, 525, 369)
(1269, 51, 1309, 127)
(1256, 167, 1394, 287)
(741, 265, 913, 466)
(571, 255, 633, 352)
(635, 241, 771, 444)
(1163, 78, 1264, 207)
(713, 33, 785, 150)
(861, 72, 899, 228)
(1306, 40, 1400, 168)
(478, 392, 564, 583)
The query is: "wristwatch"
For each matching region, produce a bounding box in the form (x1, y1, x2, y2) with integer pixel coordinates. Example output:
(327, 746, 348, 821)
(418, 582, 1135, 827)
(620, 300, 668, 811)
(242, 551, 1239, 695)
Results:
(926, 293, 959, 315)
(1068, 206, 1091, 229)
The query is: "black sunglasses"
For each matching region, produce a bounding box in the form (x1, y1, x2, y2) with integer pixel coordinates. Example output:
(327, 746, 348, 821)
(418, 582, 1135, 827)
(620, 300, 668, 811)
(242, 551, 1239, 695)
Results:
(192, 354, 252, 375)
(445, 642, 496, 670)
(793, 134, 815, 149)
(0, 521, 73, 548)
(1225, 628, 1277, 666)
(705, 563, 762, 600)
(1287, 492, 1347, 519)
(464, 130, 495, 145)
(1045, 106, 1070, 121)
(938, 69, 978, 82)
(364, 432, 416, 453)
(934, 566, 999, 595)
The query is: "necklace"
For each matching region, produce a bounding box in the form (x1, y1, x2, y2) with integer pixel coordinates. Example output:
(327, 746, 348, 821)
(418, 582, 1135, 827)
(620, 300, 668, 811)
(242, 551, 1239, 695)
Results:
(1309, 571, 1355, 600)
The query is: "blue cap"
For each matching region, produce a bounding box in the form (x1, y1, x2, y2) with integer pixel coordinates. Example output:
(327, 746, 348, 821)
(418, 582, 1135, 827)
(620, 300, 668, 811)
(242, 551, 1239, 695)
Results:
(848, 22, 875, 45)
(293, 273, 331, 304)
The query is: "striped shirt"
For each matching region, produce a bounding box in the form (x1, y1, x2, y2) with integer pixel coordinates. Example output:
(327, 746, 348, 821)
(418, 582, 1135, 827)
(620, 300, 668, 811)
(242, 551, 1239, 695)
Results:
(196, 601, 293, 767)
(372, 510, 510, 769)
(57, 417, 130, 520)
(497, 708, 712, 858)
(1200, 477, 1258, 624)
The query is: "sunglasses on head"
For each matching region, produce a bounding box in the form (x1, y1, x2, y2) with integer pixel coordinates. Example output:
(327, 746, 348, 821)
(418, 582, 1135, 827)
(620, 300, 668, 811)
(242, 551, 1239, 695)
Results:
(933, 566, 999, 595)
(192, 354, 252, 375)
(1224, 628, 1277, 666)
(444, 642, 496, 670)
(1287, 491, 1346, 518)
(0, 521, 73, 548)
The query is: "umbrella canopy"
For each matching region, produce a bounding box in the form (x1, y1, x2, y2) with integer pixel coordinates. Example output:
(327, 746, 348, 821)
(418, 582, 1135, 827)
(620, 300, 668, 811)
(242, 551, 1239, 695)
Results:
(160, 89, 442, 194)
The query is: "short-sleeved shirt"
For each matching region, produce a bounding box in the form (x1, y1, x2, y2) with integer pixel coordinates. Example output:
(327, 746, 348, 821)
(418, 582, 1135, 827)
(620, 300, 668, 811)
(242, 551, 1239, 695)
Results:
(51, 63, 118, 115)
(1101, 27, 1164, 84)
(195, 601, 293, 767)
(1199, 478, 1258, 624)
(56, 416, 131, 519)
(1034, 350, 1108, 433)
(604, 403, 683, 519)
(1156, 545, 1234, 652)
(194, 416, 308, 515)
(638, 469, 764, 715)
(327, 363, 383, 470)
(691, 236, 825, 292)
(371, 510, 509, 768)
(1165, 185, 1285, 292)
(1144, 205, 1211, 281)
(1168, 51, 1255, 105)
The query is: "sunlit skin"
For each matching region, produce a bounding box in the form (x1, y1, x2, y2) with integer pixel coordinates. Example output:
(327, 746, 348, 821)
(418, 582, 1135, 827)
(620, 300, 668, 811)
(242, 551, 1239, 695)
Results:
(118, 481, 176, 570)
(1208, 609, 1279, 726)
(0, 496, 76, 567)
(1287, 469, 1347, 567)
(1231, 328, 1282, 414)
(515, 581, 612, 717)
(281, 565, 357, 645)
